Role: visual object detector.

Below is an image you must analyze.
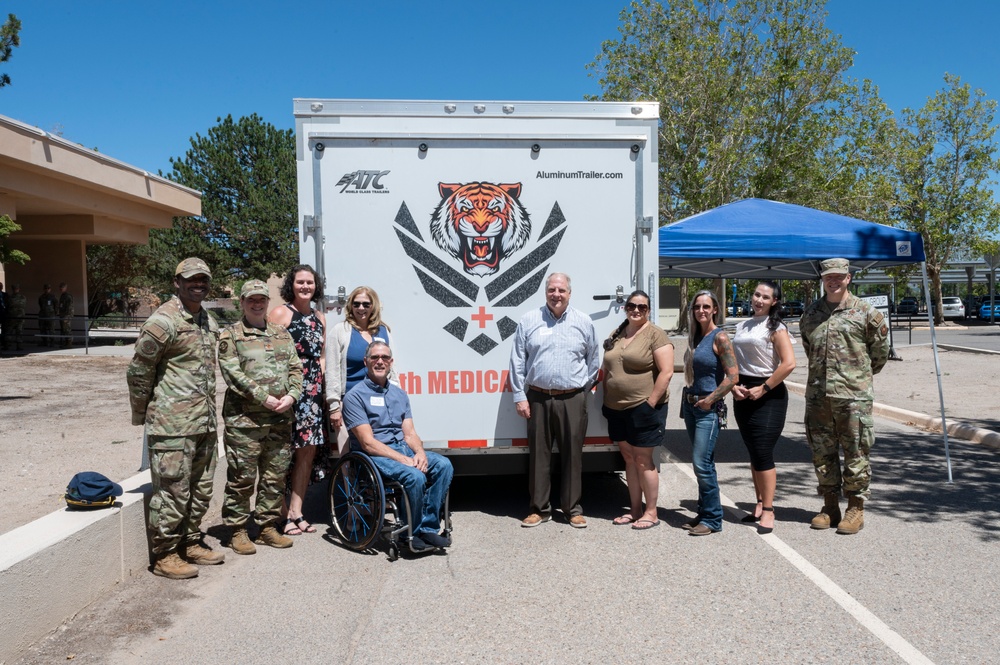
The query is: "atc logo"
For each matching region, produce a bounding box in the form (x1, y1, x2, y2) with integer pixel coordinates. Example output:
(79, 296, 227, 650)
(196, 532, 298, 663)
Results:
(337, 170, 390, 194)
(393, 180, 566, 356)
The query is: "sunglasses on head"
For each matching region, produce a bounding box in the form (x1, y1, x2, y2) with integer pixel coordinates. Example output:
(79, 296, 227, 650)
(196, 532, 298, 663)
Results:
(352, 301, 373, 309)
(625, 302, 649, 313)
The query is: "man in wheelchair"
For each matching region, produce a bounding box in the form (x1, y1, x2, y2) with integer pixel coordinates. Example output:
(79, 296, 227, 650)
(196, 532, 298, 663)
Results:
(342, 342, 454, 552)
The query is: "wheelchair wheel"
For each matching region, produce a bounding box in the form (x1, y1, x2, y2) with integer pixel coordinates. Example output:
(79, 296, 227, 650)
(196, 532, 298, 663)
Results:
(330, 452, 385, 550)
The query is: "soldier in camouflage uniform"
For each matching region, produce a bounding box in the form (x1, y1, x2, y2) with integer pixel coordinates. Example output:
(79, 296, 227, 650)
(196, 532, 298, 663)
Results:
(58, 282, 74, 348)
(0, 282, 7, 351)
(800, 258, 889, 535)
(37, 284, 57, 347)
(5, 284, 26, 351)
(218, 279, 303, 555)
(126, 257, 224, 579)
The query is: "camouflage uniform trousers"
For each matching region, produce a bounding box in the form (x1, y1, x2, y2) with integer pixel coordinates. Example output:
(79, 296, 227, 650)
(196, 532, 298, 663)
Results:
(805, 396, 874, 499)
(222, 423, 293, 528)
(60, 317, 73, 346)
(147, 431, 219, 556)
(5, 316, 24, 349)
(38, 317, 54, 346)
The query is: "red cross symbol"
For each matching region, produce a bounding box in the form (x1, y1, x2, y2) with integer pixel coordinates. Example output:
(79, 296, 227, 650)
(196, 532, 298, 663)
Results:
(471, 306, 494, 329)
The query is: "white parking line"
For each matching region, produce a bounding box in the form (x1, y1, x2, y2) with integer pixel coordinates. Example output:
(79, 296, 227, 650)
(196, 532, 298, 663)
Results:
(669, 459, 935, 665)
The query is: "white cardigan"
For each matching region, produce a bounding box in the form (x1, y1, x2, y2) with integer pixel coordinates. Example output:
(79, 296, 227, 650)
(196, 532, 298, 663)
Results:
(324, 320, 397, 412)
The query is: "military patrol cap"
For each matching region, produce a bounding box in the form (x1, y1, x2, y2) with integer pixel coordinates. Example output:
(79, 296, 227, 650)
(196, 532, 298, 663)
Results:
(175, 257, 212, 279)
(65, 471, 123, 509)
(240, 279, 269, 299)
(819, 258, 851, 276)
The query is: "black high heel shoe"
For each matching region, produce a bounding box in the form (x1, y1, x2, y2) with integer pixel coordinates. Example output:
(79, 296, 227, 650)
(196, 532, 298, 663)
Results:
(742, 502, 763, 523)
(757, 506, 775, 534)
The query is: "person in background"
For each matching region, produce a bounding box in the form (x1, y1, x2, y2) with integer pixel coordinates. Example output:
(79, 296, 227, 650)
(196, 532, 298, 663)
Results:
(126, 258, 224, 579)
(37, 283, 57, 347)
(509, 272, 599, 529)
(800, 259, 889, 535)
(731, 280, 796, 534)
(269, 265, 327, 536)
(326, 286, 396, 438)
(601, 290, 673, 531)
(0, 281, 8, 351)
(681, 290, 738, 536)
(5, 284, 26, 351)
(218, 279, 303, 554)
(58, 282, 74, 348)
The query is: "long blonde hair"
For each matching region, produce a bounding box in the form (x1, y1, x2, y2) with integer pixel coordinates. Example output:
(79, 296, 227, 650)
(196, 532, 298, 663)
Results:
(345, 286, 390, 334)
(684, 290, 723, 386)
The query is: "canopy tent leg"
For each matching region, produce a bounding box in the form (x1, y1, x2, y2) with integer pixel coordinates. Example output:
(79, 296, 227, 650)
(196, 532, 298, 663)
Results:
(921, 261, 953, 483)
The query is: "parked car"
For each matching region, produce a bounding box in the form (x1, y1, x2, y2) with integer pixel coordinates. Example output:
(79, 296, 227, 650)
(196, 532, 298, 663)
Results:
(897, 297, 919, 316)
(729, 299, 750, 316)
(937, 296, 965, 320)
(979, 300, 1000, 321)
(781, 300, 804, 317)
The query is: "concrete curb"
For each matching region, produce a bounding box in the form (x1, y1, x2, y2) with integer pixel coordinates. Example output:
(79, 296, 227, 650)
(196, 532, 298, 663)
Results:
(784, 381, 1000, 452)
(0, 469, 152, 664)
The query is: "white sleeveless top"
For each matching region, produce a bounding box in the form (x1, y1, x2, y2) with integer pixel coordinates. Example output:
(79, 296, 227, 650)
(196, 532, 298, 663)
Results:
(733, 315, 791, 378)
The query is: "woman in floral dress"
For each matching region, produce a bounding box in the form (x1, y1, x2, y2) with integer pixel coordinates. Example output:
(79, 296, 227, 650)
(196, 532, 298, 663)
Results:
(269, 265, 326, 535)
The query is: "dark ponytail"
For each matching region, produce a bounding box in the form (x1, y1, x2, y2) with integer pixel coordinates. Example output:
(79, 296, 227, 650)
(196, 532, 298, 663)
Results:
(603, 290, 650, 351)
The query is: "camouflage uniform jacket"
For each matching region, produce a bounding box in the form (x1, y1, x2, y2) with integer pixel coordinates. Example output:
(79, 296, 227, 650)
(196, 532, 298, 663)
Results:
(59, 291, 74, 317)
(8, 293, 26, 318)
(38, 293, 57, 316)
(800, 292, 890, 400)
(126, 296, 220, 435)
(218, 320, 303, 429)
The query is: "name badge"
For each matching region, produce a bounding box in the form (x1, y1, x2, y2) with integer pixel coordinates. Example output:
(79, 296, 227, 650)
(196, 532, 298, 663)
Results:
(539, 328, 553, 336)
(370, 396, 385, 407)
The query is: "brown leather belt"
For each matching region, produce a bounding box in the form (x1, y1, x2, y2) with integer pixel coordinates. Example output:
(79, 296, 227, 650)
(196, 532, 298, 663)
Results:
(685, 393, 710, 404)
(529, 385, 584, 396)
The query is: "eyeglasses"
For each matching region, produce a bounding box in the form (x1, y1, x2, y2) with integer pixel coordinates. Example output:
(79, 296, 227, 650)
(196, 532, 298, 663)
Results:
(625, 302, 649, 313)
(352, 301, 373, 309)
(692, 304, 715, 311)
(368, 354, 392, 362)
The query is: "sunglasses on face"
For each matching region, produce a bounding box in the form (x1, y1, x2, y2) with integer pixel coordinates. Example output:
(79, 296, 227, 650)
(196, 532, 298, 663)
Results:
(625, 302, 649, 313)
(692, 304, 715, 311)
(352, 301, 373, 309)
(368, 354, 392, 362)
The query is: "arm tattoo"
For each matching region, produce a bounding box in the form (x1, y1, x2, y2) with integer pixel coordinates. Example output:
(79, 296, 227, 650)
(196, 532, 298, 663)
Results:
(708, 332, 739, 402)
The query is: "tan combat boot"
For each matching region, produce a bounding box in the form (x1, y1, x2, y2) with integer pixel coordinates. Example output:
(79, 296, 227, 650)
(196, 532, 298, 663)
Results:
(810, 492, 842, 530)
(257, 525, 293, 549)
(185, 541, 226, 565)
(152, 552, 199, 579)
(836, 496, 865, 535)
(230, 528, 257, 555)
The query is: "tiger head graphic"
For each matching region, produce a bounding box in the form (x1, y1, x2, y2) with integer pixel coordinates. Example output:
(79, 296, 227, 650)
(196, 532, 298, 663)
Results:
(429, 181, 531, 277)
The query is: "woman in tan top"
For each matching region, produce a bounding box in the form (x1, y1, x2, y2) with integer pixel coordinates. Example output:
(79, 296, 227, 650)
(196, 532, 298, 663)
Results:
(601, 290, 674, 530)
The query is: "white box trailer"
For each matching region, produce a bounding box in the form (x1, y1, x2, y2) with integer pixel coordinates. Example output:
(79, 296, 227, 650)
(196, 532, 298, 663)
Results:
(294, 99, 659, 474)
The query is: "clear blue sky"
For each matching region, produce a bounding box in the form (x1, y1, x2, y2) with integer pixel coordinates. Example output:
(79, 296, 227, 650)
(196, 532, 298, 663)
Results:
(3, 1, 999, 177)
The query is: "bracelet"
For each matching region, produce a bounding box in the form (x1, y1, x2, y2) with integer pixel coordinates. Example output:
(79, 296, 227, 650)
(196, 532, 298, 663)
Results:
(761, 383, 772, 393)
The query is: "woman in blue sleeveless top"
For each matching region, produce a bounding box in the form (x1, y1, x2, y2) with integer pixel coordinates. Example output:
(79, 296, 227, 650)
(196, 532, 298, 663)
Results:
(681, 290, 738, 536)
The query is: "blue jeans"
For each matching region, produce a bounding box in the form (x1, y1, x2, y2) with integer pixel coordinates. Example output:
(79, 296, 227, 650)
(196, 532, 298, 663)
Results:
(370, 443, 454, 537)
(682, 401, 723, 531)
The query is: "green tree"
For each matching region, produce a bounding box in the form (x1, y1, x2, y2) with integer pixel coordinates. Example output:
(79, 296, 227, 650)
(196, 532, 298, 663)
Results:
(162, 114, 297, 286)
(894, 74, 1000, 324)
(0, 214, 29, 265)
(1, 12, 20, 89)
(588, 0, 896, 328)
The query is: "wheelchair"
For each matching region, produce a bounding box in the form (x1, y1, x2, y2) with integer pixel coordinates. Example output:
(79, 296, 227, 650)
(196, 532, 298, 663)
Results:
(329, 451, 452, 561)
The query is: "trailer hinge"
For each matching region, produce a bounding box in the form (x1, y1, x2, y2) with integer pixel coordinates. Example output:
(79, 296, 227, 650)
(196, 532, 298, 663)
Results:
(304, 214, 321, 233)
(637, 215, 654, 237)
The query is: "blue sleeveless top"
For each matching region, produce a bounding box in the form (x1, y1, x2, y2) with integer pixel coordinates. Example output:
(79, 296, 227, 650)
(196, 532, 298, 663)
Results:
(345, 324, 390, 394)
(691, 328, 724, 395)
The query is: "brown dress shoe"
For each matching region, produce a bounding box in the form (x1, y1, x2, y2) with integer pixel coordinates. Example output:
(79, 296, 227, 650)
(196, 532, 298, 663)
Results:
(521, 513, 551, 528)
(568, 515, 588, 529)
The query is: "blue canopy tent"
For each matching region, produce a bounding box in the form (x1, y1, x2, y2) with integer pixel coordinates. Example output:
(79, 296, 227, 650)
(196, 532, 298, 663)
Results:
(658, 198, 953, 480)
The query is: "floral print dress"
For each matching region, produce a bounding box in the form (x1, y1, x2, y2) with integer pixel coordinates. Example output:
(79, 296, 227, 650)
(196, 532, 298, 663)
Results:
(284, 304, 328, 481)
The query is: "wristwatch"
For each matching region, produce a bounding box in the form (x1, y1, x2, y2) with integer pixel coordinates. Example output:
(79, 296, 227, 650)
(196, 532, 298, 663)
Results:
(761, 383, 772, 393)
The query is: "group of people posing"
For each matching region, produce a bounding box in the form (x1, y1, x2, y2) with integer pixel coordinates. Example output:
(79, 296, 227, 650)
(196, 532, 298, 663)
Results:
(126, 256, 888, 580)
(510, 261, 887, 540)
(126, 257, 453, 580)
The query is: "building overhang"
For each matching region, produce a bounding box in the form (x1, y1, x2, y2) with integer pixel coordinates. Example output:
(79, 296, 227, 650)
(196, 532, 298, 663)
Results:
(0, 114, 201, 245)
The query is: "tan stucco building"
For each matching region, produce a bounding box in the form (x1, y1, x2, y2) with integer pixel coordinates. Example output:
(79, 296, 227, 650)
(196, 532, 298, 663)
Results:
(0, 114, 201, 341)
